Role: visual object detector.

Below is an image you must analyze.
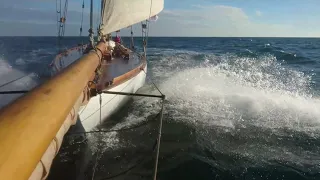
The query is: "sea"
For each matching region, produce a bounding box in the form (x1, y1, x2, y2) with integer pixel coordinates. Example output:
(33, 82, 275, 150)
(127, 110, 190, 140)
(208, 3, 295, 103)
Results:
(1, 37, 320, 180)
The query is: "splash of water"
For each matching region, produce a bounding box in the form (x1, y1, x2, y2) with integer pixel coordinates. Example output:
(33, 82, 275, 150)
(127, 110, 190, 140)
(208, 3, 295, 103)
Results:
(0, 58, 39, 108)
(158, 53, 320, 133)
(149, 52, 320, 173)
(86, 51, 320, 173)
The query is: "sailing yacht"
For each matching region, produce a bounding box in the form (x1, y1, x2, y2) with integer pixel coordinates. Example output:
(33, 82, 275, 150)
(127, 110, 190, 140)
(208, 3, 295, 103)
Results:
(0, 0, 164, 180)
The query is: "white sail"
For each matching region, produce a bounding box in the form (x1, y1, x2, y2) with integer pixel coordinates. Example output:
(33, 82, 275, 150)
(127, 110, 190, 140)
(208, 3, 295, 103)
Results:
(101, 0, 164, 35)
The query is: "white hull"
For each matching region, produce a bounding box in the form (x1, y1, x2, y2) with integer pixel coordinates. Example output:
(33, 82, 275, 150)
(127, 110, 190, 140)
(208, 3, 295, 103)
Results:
(78, 65, 147, 131)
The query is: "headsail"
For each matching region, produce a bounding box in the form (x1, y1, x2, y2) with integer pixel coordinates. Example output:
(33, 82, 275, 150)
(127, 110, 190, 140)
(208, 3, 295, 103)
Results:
(101, 0, 164, 35)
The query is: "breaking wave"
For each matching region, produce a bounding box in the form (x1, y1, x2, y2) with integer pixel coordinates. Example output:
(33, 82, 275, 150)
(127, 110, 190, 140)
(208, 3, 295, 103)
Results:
(158, 53, 320, 133)
(129, 51, 320, 176)
(0, 58, 39, 108)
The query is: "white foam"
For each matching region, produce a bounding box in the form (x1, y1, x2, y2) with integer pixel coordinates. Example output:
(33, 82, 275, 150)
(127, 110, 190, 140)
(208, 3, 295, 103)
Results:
(148, 53, 320, 134)
(161, 66, 320, 131)
(0, 58, 39, 108)
(87, 51, 320, 156)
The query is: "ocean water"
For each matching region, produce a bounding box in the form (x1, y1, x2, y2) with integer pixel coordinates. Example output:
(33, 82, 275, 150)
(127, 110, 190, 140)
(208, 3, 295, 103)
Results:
(1, 37, 320, 180)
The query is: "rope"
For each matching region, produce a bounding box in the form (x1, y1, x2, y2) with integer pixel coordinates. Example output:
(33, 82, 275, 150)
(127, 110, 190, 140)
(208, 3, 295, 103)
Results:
(140, 0, 153, 57)
(56, 0, 60, 35)
(130, 26, 135, 50)
(101, 76, 164, 180)
(95, 0, 101, 37)
(90, 101, 164, 180)
(145, 0, 153, 49)
(56, 0, 68, 51)
(56, 0, 62, 49)
(141, 69, 164, 96)
(61, 0, 69, 37)
(0, 74, 34, 89)
(0, 90, 28, 95)
(140, 34, 165, 180)
(99, 93, 102, 124)
(92, 87, 103, 180)
(67, 74, 165, 179)
(102, 91, 164, 98)
(153, 99, 164, 180)
(67, 100, 163, 180)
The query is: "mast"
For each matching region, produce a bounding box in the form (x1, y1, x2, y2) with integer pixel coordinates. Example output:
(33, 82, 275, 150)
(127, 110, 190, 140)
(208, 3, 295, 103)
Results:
(101, 0, 104, 20)
(89, 0, 94, 47)
(98, 0, 105, 41)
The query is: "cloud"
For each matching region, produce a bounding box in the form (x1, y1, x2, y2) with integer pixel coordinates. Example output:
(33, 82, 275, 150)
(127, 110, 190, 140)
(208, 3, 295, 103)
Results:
(255, 10, 262, 17)
(0, 3, 319, 37)
(147, 5, 320, 37)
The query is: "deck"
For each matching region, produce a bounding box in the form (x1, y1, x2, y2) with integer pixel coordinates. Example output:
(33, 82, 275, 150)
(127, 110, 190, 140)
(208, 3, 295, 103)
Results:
(98, 52, 144, 88)
(52, 45, 145, 90)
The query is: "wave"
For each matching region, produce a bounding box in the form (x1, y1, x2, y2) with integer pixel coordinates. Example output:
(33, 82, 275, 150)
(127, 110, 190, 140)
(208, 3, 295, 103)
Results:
(69, 49, 320, 172)
(152, 52, 317, 131)
(0, 58, 39, 108)
(128, 52, 320, 174)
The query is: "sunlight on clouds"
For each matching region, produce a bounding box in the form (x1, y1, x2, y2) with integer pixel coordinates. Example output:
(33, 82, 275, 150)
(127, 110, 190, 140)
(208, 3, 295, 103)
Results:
(148, 5, 320, 37)
(1, 2, 320, 37)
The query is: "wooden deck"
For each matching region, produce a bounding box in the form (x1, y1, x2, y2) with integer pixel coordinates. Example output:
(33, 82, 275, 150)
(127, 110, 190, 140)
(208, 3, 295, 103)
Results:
(97, 52, 143, 89)
(51, 45, 146, 91)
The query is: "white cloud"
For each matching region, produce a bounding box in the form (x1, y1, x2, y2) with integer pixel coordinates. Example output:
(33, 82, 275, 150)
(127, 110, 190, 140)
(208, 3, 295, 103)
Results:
(0, 3, 319, 37)
(147, 5, 320, 37)
(256, 10, 262, 17)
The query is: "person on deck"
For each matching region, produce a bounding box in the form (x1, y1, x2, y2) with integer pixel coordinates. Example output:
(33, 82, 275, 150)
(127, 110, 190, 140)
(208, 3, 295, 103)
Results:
(114, 32, 121, 44)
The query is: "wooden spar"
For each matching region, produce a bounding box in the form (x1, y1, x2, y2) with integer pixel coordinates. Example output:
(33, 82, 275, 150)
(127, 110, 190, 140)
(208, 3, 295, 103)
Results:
(0, 42, 107, 180)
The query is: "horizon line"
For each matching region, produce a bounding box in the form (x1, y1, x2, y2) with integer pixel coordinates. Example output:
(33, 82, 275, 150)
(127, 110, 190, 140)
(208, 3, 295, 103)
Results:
(1, 35, 320, 38)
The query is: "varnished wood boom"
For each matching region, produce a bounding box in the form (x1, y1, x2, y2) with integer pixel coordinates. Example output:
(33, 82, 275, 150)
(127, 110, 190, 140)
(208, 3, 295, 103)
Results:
(0, 42, 106, 180)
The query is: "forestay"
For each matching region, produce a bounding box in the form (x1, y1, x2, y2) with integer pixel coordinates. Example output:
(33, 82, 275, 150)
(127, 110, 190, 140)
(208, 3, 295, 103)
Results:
(101, 0, 164, 35)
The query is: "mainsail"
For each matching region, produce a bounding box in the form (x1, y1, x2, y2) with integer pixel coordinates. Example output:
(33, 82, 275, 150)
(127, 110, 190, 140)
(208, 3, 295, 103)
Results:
(101, 0, 164, 35)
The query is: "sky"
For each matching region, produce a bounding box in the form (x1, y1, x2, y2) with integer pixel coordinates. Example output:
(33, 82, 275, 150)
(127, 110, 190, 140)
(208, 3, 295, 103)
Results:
(1, 0, 320, 37)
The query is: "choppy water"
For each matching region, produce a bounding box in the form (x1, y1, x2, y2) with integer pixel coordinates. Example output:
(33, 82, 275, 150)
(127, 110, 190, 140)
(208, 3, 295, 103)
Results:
(1, 37, 320, 180)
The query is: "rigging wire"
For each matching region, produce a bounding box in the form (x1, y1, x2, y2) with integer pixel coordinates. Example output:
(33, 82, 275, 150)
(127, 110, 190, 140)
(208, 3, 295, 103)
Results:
(95, 0, 101, 41)
(99, 93, 102, 124)
(130, 26, 135, 50)
(92, 92, 103, 180)
(0, 74, 34, 90)
(56, 0, 69, 51)
(79, 0, 85, 37)
(73, 104, 161, 180)
(56, 0, 60, 35)
(56, 0, 62, 49)
(144, 2, 166, 178)
(76, 81, 164, 180)
(145, 0, 153, 50)
(61, 0, 69, 37)
(67, 71, 165, 179)
(0, 90, 28, 95)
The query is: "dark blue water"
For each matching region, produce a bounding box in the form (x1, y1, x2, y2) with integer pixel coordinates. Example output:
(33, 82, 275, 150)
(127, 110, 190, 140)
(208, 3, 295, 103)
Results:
(1, 37, 320, 180)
